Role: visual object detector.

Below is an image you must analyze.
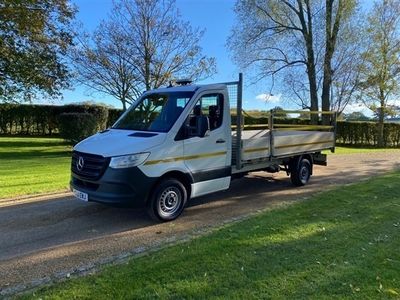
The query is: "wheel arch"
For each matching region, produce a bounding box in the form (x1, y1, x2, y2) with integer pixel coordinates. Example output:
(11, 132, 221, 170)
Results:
(146, 170, 193, 204)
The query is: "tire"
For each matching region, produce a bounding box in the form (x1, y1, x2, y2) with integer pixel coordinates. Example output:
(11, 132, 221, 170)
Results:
(290, 158, 311, 186)
(147, 178, 187, 222)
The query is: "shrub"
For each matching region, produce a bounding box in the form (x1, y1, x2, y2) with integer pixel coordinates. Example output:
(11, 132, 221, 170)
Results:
(0, 104, 59, 135)
(107, 108, 123, 127)
(61, 104, 109, 132)
(58, 113, 98, 145)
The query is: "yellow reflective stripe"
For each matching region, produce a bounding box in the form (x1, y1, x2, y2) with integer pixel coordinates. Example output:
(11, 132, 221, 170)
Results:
(243, 147, 269, 153)
(274, 124, 333, 129)
(144, 157, 184, 165)
(144, 151, 227, 165)
(275, 140, 334, 149)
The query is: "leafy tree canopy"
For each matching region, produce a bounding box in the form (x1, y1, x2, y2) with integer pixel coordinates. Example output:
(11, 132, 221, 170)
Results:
(344, 111, 370, 121)
(0, 0, 75, 103)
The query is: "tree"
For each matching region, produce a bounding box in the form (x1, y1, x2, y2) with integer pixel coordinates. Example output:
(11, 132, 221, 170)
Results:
(70, 21, 141, 111)
(229, 0, 321, 122)
(371, 104, 400, 120)
(229, 0, 356, 123)
(71, 0, 216, 110)
(0, 0, 75, 102)
(358, 0, 400, 147)
(344, 111, 370, 121)
(280, 12, 364, 116)
(329, 10, 365, 115)
(321, 0, 357, 124)
(272, 106, 289, 118)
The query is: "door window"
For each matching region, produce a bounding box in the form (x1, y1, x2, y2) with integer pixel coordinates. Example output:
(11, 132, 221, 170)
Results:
(188, 93, 224, 131)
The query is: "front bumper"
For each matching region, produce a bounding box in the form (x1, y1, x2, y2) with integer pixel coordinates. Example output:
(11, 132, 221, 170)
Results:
(70, 166, 156, 207)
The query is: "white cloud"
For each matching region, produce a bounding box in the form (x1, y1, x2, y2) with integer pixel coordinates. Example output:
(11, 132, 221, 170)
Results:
(255, 93, 282, 104)
(343, 103, 373, 117)
(387, 99, 400, 106)
(343, 103, 367, 114)
(344, 99, 400, 116)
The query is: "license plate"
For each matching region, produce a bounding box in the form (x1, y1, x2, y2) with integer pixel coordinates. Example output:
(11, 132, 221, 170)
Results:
(73, 189, 88, 202)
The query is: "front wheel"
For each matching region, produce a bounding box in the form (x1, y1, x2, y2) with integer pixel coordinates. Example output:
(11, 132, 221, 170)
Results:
(147, 178, 187, 222)
(290, 158, 311, 186)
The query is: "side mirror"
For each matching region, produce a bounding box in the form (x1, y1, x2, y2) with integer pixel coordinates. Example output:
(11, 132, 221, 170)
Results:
(197, 115, 210, 138)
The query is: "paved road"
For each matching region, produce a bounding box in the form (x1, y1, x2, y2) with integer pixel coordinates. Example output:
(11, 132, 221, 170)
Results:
(1, 152, 400, 296)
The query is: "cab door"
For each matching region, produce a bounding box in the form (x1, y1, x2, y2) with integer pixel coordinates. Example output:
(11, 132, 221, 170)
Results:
(182, 91, 231, 197)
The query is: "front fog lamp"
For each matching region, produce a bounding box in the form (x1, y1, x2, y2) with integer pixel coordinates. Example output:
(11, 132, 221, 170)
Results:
(109, 152, 150, 169)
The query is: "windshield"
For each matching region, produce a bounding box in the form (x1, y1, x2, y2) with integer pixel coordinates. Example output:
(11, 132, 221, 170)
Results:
(113, 92, 194, 132)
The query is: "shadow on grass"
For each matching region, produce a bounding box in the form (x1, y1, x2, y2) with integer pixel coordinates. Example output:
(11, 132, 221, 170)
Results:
(0, 150, 71, 160)
(0, 139, 69, 149)
(0, 137, 71, 159)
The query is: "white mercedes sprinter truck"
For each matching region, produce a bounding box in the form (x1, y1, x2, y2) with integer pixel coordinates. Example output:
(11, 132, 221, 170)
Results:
(71, 74, 336, 221)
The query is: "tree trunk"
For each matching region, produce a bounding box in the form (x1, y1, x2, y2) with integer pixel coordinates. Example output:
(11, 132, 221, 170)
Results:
(144, 15, 151, 91)
(305, 37, 319, 124)
(377, 94, 385, 147)
(307, 63, 319, 124)
(144, 53, 151, 91)
(303, 1, 319, 124)
(321, 53, 333, 125)
(322, 0, 342, 125)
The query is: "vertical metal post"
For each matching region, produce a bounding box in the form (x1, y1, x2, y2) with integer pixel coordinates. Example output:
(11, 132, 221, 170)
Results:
(332, 111, 337, 153)
(235, 73, 243, 170)
(269, 109, 274, 159)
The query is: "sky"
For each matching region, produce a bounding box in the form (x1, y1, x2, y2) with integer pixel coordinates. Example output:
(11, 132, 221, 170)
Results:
(60, 0, 283, 111)
(60, 0, 374, 115)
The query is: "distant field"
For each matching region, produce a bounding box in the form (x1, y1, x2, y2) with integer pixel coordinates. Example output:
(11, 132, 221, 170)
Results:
(0, 137, 71, 198)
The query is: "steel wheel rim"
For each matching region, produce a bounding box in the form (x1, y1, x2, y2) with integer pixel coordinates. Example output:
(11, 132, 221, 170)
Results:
(300, 164, 309, 183)
(157, 186, 182, 217)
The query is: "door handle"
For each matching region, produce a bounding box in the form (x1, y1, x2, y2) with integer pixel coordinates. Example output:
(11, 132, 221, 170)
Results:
(216, 139, 226, 143)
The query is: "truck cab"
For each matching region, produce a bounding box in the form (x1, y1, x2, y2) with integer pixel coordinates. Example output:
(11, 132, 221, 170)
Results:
(71, 82, 233, 221)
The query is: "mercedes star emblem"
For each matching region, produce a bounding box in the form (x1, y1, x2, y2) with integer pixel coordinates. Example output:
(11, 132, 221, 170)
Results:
(77, 156, 85, 171)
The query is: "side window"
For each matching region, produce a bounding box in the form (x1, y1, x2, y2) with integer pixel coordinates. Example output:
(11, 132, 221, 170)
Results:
(188, 93, 224, 131)
(176, 97, 190, 109)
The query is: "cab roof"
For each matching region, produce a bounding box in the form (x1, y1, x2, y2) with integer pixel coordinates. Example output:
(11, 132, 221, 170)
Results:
(146, 83, 228, 94)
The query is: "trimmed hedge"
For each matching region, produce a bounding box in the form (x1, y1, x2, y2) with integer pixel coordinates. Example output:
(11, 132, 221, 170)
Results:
(0, 104, 111, 136)
(237, 115, 400, 147)
(58, 113, 99, 144)
(1, 104, 399, 147)
(336, 121, 400, 147)
(60, 105, 109, 132)
(0, 104, 59, 135)
(107, 108, 123, 127)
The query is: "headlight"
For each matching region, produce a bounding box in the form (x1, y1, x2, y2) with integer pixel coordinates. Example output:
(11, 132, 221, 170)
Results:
(109, 152, 150, 169)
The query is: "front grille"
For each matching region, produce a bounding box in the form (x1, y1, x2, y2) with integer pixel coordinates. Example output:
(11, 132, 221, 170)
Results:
(71, 151, 109, 181)
(72, 177, 99, 191)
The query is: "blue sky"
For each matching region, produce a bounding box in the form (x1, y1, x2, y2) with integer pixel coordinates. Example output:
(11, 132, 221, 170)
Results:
(60, 0, 375, 115)
(61, 0, 280, 111)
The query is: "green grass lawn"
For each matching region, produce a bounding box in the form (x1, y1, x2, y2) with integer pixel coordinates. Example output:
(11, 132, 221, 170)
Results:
(22, 171, 400, 299)
(0, 137, 71, 199)
(325, 146, 400, 155)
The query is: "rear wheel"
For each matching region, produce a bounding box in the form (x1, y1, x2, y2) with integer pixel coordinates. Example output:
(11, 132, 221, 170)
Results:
(147, 178, 187, 222)
(290, 158, 311, 186)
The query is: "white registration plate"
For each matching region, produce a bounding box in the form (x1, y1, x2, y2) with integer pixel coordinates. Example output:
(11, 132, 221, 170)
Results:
(73, 189, 88, 202)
